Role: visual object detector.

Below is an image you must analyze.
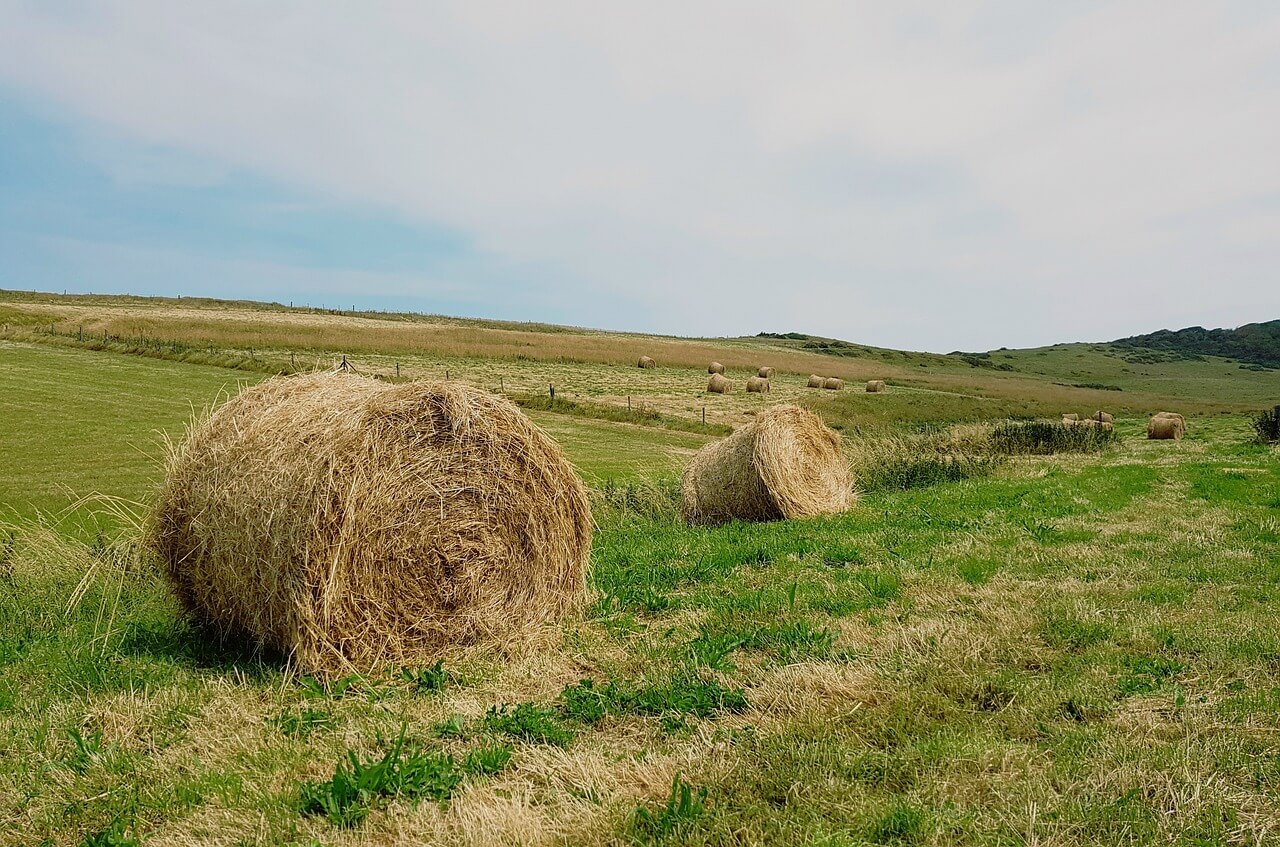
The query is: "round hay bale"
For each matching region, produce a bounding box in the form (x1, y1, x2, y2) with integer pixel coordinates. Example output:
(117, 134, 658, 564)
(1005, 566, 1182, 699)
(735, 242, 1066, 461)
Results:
(1153, 411, 1186, 434)
(681, 404, 853, 525)
(746, 376, 770, 393)
(1092, 411, 1114, 423)
(1063, 413, 1079, 421)
(708, 361, 725, 375)
(758, 367, 774, 379)
(707, 373, 731, 394)
(807, 374, 825, 389)
(1148, 416, 1183, 440)
(866, 380, 886, 393)
(638, 356, 656, 369)
(148, 373, 593, 676)
(822, 377, 844, 391)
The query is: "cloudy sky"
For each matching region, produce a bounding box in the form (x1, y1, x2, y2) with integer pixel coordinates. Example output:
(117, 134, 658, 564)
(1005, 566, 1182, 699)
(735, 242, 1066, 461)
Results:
(2, 2, 1278, 351)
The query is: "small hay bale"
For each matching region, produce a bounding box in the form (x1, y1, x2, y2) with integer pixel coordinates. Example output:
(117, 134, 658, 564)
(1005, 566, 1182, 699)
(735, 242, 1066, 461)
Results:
(807, 374, 825, 389)
(866, 380, 886, 393)
(681, 404, 853, 525)
(823, 377, 844, 391)
(148, 373, 592, 677)
(758, 367, 774, 379)
(746, 376, 770, 393)
(1092, 411, 1114, 423)
(707, 373, 731, 394)
(708, 361, 725, 375)
(1063, 413, 1079, 421)
(638, 356, 656, 369)
(1148, 415, 1183, 440)
(1153, 411, 1186, 433)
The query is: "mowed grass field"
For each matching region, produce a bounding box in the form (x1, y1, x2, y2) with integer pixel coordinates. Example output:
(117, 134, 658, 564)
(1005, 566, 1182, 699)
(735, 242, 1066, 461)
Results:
(2, 295, 1280, 846)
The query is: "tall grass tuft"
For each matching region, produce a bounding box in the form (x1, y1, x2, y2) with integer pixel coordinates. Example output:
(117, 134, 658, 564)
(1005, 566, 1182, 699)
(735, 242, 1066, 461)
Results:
(846, 427, 1005, 494)
(988, 420, 1116, 455)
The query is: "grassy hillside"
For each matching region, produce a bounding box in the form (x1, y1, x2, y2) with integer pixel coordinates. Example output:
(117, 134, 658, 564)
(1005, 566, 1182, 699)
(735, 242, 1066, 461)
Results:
(1112, 320, 1280, 368)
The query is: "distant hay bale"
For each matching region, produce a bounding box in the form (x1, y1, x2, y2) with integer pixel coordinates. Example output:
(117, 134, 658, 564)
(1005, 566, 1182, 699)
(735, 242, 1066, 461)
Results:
(1063, 413, 1079, 421)
(708, 361, 725, 375)
(746, 376, 770, 393)
(823, 377, 844, 391)
(807, 375, 825, 389)
(638, 356, 656, 369)
(1153, 411, 1186, 432)
(1092, 411, 1114, 423)
(707, 373, 731, 393)
(1148, 415, 1184, 440)
(758, 367, 774, 379)
(681, 404, 853, 525)
(148, 373, 592, 677)
(866, 380, 886, 393)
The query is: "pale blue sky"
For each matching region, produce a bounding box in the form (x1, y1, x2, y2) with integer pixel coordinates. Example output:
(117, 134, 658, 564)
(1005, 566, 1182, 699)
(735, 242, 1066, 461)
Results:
(1, 2, 1278, 351)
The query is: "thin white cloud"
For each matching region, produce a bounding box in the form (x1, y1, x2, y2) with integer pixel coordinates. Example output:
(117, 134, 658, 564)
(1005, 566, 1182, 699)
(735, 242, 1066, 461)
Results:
(1, 1, 1277, 349)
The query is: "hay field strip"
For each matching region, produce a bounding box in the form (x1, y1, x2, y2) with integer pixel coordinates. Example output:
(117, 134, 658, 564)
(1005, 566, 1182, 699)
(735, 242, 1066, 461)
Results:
(5, 291, 1271, 420)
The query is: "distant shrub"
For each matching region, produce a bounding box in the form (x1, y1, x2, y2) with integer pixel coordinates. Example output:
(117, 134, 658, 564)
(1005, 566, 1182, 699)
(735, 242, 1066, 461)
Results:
(989, 421, 1116, 455)
(1253, 408, 1280, 445)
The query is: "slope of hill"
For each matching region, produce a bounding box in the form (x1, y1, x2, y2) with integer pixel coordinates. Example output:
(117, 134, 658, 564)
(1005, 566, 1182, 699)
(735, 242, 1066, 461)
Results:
(1110, 320, 1280, 368)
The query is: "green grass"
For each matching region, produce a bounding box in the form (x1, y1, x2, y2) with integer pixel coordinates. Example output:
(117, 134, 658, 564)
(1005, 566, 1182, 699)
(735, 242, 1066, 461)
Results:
(3, 315, 1280, 844)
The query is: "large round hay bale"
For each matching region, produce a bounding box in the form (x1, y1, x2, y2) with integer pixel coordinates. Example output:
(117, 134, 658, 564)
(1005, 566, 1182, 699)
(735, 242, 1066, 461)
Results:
(1063, 413, 1079, 421)
(807, 374, 824, 389)
(707, 373, 731, 394)
(866, 380, 886, 393)
(746, 376, 770, 393)
(681, 405, 853, 525)
(1153, 411, 1186, 434)
(758, 367, 774, 379)
(708, 361, 725, 375)
(1148, 416, 1183, 440)
(148, 373, 593, 676)
(1092, 411, 1114, 423)
(638, 356, 656, 369)
(823, 377, 844, 390)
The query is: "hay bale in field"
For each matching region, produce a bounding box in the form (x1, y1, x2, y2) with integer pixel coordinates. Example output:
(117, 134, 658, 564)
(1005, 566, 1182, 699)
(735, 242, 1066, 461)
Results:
(638, 356, 656, 369)
(1148, 415, 1183, 440)
(708, 361, 725, 375)
(823, 377, 844, 391)
(746, 376, 770, 393)
(148, 373, 592, 677)
(758, 366, 774, 379)
(866, 380, 886, 393)
(807, 374, 825, 389)
(707, 373, 731, 394)
(681, 404, 853, 525)
(1063, 413, 1079, 421)
(1092, 411, 1114, 423)
(1153, 411, 1186, 433)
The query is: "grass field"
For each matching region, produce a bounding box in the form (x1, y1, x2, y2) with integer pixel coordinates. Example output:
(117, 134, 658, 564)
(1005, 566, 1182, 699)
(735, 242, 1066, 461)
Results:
(2, 293, 1279, 846)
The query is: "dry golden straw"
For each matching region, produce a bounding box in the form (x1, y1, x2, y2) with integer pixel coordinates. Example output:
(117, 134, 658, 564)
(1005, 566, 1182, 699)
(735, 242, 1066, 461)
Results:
(823, 377, 844, 390)
(1148, 414, 1185, 440)
(746, 376, 770, 393)
(807, 374, 825, 389)
(707, 373, 731, 393)
(148, 373, 592, 676)
(681, 404, 853, 525)
(637, 356, 656, 369)
(757, 366, 774, 379)
(866, 380, 886, 393)
(708, 361, 725, 375)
